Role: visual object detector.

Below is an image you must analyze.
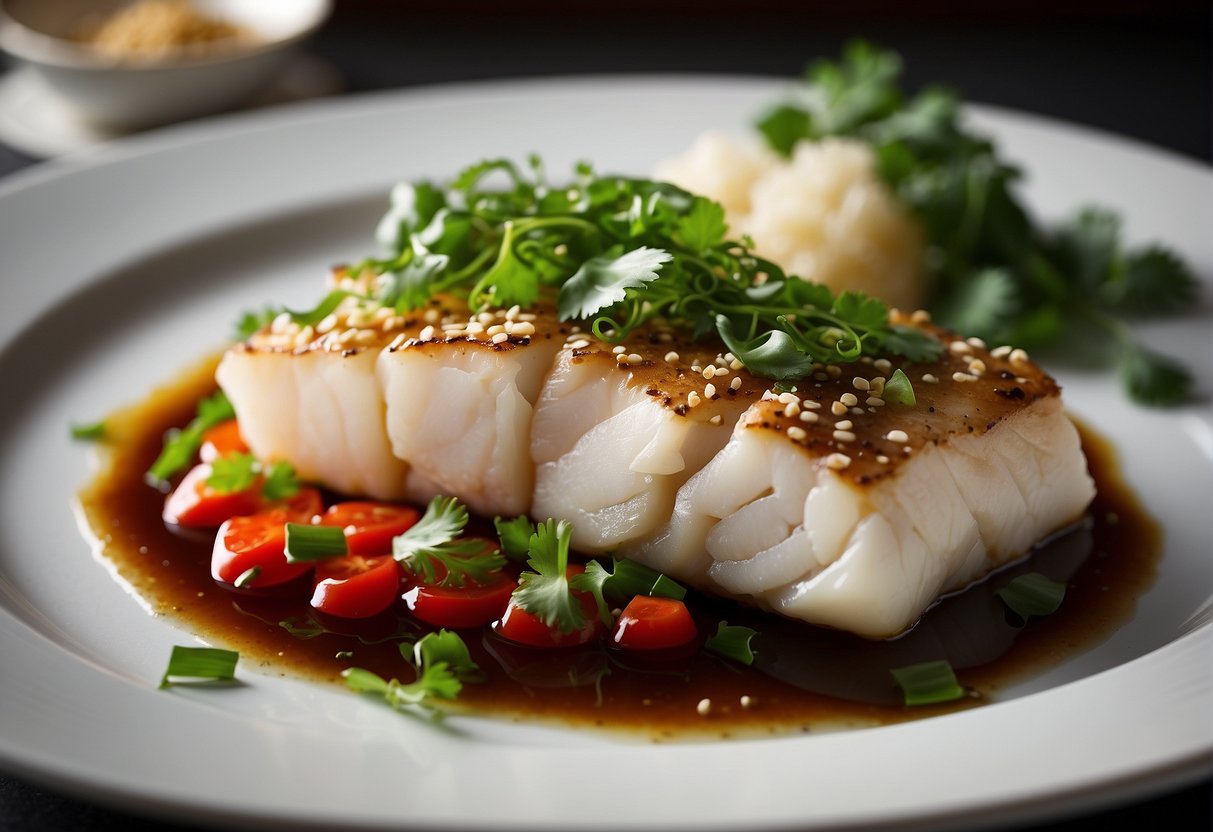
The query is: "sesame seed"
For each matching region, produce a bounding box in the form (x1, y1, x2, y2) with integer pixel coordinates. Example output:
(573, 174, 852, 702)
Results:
(840, 393, 858, 407)
(730, 358, 744, 371)
(568, 339, 590, 350)
(627, 353, 644, 364)
(697, 698, 713, 717)
(967, 336, 987, 349)
(805, 401, 822, 410)
(615, 353, 629, 364)
(491, 332, 509, 344)
(353, 330, 378, 345)
(664, 351, 680, 363)
(423, 308, 441, 324)
(910, 309, 931, 323)
(511, 321, 536, 337)
(835, 419, 853, 430)
(922, 373, 939, 384)
(487, 324, 506, 336)
(990, 345, 1013, 359)
(387, 333, 408, 350)
(778, 391, 798, 404)
(949, 340, 972, 354)
(761, 389, 778, 402)
(416, 325, 434, 342)
(784, 400, 800, 417)
(730, 377, 742, 391)
(831, 401, 848, 416)
(316, 314, 338, 334)
(866, 396, 886, 407)
(952, 371, 978, 383)
(688, 391, 702, 408)
(787, 426, 808, 441)
(506, 304, 521, 319)
(704, 383, 717, 399)
(968, 359, 987, 375)
(833, 430, 857, 443)
(709, 414, 722, 425)
(465, 322, 485, 334)
(874, 358, 892, 372)
(691, 365, 702, 374)
(703, 366, 716, 379)
(886, 430, 909, 444)
(740, 695, 754, 709)
(613, 345, 627, 354)
(826, 365, 842, 379)
(826, 453, 851, 470)
(876, 454, 890, 464)
(800, 411, 818, 423)
(1010, 348, 1030, 365)
(852, 377, 870, 392)
(477, 312, 495, 325)
(714, 368, 730, 379)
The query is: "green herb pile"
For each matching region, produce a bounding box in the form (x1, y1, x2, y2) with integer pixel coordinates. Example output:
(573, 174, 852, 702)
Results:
(339, 158, 941, 380)
(755, 40, 1198, 405)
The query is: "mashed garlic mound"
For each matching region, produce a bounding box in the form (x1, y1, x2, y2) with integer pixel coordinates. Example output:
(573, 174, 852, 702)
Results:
(654, 133, 925, 312)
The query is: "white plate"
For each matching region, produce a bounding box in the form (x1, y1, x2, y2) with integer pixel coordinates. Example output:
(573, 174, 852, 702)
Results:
(0, 77, 1210, 831)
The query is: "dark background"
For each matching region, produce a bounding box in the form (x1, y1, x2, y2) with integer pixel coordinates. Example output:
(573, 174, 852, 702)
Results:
(0, 1, 1210, 830)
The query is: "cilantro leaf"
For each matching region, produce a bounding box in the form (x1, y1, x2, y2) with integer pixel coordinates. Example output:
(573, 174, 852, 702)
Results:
(569, 560, 612, 627)
(1104, 246, 1198, 316)
(930, 268, 1020, 340)
(392, 496, 506, 587)
(716, 315, 817, 381)
(1118, 339, 1192, 407)
(261, 461, 300, 501)
(558, 246, 672, 321)
(512, 519, 583, 633)
(375, 181, 447, 256)
(414, 630, 480, 680)
(494, 515, 535, 563)
(675, 197, 728, 250)
(755, 104, 812, 157)
(205, 453, 258, 494)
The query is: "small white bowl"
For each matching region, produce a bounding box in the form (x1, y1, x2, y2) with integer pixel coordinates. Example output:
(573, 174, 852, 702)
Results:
(0, 0, 331, 130)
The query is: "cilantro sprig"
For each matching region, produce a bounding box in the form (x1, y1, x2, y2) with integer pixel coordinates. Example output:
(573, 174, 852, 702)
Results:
(336, 157, 941, 381)
(392, 496, 506, 587)
(343, 630, 479, 710)
(755, 40, 1198, 405)
(204, 453, 301, 501)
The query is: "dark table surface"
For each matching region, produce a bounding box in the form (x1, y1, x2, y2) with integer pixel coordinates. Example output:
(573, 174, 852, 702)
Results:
(1, 3, 1210, 830)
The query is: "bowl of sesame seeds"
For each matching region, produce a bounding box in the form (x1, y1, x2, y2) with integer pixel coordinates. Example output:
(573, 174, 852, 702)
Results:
(0, 0, 331, 130)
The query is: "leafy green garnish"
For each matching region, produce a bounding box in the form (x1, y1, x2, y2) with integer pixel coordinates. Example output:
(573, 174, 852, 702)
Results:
(512, 519, 581, 632)
(594, 557, 687, 605)
(392, 496, 506, 587)
(755, 40, 1197, 406)
(203, 454, 301, 501)
(70, 420, 106, 441)
(159, 645, 239, 689)
(234, 567, 261, 588)
(343, 630, 478, 710)
(995, 572, 1066, 621)
(883, 368, 916, 407)
(146, 391, 236, 487)
(284, 523, 349, 563)
(704, 622, 758, 666)
(234, 307, 277, 340)
(493, 515, 536, 562)
(340, 156, 941, 381)
(890, 659, 965, 706)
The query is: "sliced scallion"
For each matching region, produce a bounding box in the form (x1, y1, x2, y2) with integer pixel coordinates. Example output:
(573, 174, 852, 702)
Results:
(890, 660, 965, 706)
(996, 572, 1066, 621)
(159, 645, 239, 689)
(704, 622, 758, 666)
(234, 566, 261, 588)
(70, 420, 106, 441)
(284, 523, 348, 562)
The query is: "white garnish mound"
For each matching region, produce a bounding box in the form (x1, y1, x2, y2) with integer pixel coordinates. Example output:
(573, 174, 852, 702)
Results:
(654, 132, 926, 312)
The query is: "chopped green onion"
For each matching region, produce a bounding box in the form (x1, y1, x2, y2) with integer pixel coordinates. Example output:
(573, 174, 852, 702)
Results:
(335, 651, 354, 660)
(996, 572, 1066, 621)
(884, 368, 916, 406)
(234, 567, 260, 588)
(704, 622, 758, 665)
(890, 660, 965, 706)
(159, 645, 239, 689)
(284, 523, 348, 562)
(70, 420, 106, 441)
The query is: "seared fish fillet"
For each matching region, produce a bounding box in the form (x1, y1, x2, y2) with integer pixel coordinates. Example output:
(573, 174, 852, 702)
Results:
(377, 303, 565, 517)
(626, 323, 1095, 638)
(531, 328, 767, 553)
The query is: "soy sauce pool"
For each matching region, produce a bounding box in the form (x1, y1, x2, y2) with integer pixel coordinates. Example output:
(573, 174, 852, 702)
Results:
(76, 357, 1161, 739)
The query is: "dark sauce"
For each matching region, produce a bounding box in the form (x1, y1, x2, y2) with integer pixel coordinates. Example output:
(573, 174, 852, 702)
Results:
(76, 357, 1161, 739)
